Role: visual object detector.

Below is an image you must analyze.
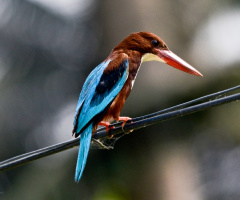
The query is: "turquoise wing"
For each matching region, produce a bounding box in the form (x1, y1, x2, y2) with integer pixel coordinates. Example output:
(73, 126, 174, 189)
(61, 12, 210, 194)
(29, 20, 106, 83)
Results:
(73, 56, 129, 137)
(73, 59, 111, 128)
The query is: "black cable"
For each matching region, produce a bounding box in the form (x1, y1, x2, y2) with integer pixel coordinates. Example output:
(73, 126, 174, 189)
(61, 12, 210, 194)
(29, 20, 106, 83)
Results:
(1, 85, 240, 172)
(96, 85, 240, 132)
(94, 92, 240, 138)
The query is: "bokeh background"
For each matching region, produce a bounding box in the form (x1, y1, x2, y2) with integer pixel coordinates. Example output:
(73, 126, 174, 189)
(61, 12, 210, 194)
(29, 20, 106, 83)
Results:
(1, 0, 240, 199)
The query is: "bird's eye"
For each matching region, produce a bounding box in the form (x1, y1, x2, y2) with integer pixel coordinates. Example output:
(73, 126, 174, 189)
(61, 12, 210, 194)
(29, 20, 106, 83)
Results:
(151, 40, 160, 47)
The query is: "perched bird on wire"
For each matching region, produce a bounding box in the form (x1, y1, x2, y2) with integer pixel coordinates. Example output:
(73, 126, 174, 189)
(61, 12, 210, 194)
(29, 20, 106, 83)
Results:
(72, 31, 203, 182)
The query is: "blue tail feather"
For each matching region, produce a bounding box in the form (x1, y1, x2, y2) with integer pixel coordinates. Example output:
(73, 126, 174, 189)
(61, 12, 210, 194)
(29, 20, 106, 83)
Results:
(75, 125, 92, 182)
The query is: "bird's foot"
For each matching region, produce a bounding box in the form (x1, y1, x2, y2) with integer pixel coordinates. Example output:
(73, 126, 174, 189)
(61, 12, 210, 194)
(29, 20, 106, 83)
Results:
(118, 116, 133, 134)
(99, 121, 115, 132)
(92, 139, 114, 150)
(99, 121, 115, 139)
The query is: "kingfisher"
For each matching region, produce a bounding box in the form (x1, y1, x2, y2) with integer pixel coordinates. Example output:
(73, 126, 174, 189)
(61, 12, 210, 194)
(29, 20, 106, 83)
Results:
(72, 31, 202, 182)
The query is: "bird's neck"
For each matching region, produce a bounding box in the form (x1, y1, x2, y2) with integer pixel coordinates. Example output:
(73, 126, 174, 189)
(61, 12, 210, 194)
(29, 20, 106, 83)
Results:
(128, 51, 142, 80)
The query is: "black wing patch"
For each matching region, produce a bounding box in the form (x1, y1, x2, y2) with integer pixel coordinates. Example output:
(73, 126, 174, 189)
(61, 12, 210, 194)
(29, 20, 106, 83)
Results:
(91, 59, 127, 105)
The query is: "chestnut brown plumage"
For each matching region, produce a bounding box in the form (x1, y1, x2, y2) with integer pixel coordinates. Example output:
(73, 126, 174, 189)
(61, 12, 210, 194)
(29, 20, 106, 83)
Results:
(73, 31, 202, 182)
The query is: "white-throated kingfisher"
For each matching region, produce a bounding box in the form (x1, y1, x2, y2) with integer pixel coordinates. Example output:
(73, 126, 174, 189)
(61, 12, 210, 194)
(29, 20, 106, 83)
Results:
(72, 31, 202, 182)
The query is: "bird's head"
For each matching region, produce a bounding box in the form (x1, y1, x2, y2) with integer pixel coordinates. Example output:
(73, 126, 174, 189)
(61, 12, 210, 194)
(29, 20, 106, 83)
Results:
(114, 32, 203, 77)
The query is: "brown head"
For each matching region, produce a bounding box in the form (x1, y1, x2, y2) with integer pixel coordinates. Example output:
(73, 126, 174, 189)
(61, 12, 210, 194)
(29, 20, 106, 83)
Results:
(113, 32, 203, 77)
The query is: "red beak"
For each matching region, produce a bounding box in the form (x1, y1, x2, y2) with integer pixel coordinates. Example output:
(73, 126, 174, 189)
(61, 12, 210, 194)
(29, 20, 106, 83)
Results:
(157, 49, 203, 77)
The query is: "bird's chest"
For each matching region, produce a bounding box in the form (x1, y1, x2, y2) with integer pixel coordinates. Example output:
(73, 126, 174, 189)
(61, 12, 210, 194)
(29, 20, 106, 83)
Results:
(130, 66, 141, 89)
(115, 59, 141, 102)
(128, 58, 142, 89)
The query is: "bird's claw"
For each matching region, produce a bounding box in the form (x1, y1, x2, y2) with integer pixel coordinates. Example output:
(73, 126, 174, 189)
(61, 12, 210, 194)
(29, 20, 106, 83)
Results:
(98, 121, 115, 138)
(118, 117, 133, 134)
(99, 121, 114, 132)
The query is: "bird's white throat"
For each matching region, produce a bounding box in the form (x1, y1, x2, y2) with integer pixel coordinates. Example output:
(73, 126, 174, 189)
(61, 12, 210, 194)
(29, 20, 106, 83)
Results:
(141, 53, 165, 63)
(131, 53, 165, 89)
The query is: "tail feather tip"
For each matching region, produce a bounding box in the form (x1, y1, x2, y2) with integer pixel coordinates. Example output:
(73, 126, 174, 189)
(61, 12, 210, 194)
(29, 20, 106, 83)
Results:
(74, 125, 93, 182)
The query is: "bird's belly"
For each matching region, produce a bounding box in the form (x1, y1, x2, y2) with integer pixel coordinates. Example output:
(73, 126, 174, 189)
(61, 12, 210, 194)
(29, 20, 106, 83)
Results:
(103, 84, 130, 122)
(102, 100, 121, 122)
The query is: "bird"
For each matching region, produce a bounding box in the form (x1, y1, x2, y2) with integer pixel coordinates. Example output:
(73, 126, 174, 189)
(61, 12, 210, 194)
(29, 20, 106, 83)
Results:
(72, 31, 203, 182)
